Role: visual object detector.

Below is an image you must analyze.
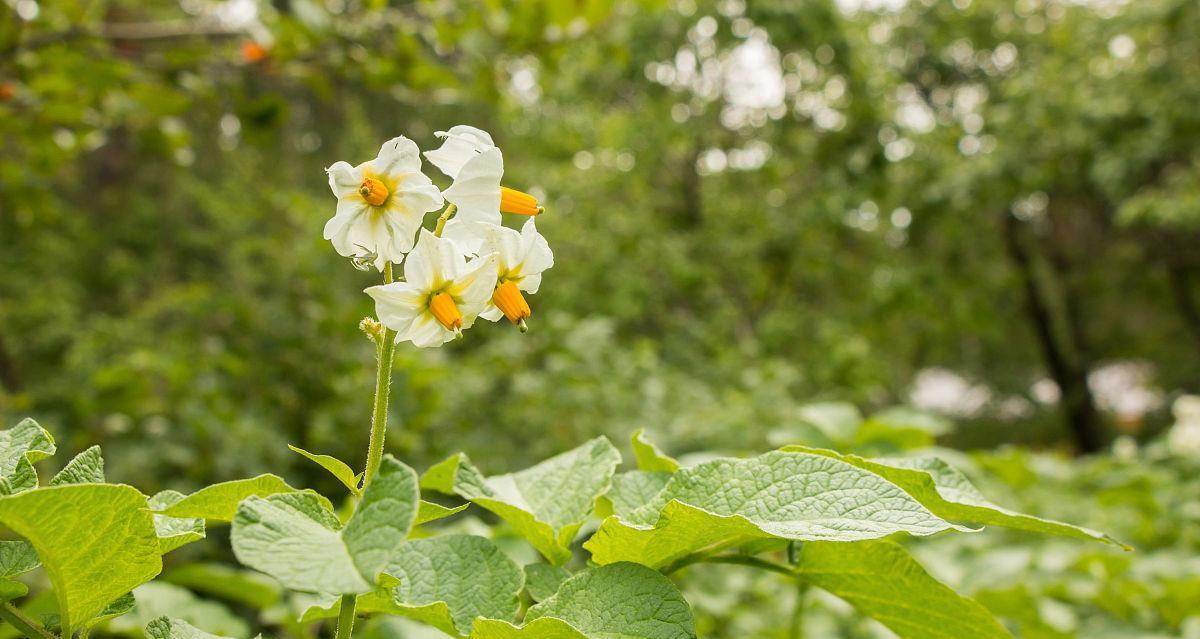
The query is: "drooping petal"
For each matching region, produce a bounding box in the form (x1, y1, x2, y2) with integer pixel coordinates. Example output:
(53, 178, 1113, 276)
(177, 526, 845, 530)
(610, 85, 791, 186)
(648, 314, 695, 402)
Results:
(377, 204, 425, 267)
(402, 313, 454, 348)
(516, 218, 555, 281)
(370, 136, 423, 177)
(326, 161, 362, 198)
(518, 271, 543, 295)
(323, 202, 372, 259)
(442, 149, 504, 227)
(365, 281, 426, 334)
(479, 306, 504, 322)
(423, 125, 496, 179)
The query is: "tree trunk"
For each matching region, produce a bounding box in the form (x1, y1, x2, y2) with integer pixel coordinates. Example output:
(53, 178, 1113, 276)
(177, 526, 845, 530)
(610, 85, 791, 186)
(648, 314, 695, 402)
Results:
(1001, 214, 1104, 453)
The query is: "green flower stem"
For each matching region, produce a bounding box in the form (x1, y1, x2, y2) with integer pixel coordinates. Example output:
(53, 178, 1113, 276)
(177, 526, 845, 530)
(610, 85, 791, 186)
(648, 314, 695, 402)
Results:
(334, 593, 357, 639)
(433, 204, 457, 237)
(363, 262, 396, 487)
(344, 262, 400, 639)
(0, 601, 57, 639)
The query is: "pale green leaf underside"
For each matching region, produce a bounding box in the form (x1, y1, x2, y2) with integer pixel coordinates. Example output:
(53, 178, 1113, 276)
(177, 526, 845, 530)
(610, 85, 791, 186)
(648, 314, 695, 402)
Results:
(0, 483, 161, 635)
(82, 592, 136, 631)
(231, 455, 418, 594)
(149, 490, 206, 554)
(585, 451, 967, 569)
(421, 437, 621, 565)
(300, 534, 523, 638)
(0, 418, 56, 495)
(796, 540, 1011, 639)
(475, 562, 695, 639)
(49, 445, 105, 485)
(159, 474, 333, 522)
(631, 430, 680, 473)
(784, 446, 1126, 548)
(288, 445, 361, 495)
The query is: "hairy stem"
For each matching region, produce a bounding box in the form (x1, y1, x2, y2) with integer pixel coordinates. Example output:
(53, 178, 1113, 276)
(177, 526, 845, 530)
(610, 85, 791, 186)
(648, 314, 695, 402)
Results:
(363, 262, 396, 487)
(334, 593, 357, 639)
(0, 602, 58, 639)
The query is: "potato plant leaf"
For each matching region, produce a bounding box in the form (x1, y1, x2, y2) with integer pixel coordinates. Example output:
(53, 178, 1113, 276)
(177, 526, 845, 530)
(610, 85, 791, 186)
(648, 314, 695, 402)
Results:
(523, 564, 571, 602)
(415, 500, 468, 526)
(145, 616, 253, 639)
(162, 563, 282, 609)
(421, 437, 621, 565)
(471, 562, 695, 639)
(231, 455, 418, 594)
(783, 446, 1127, 548)
(0, 419, 56, 495)
(159, 474, 333, 522)
(0, 540, 39, 578)
(631, 430, 679, 473)
(795, 540, 1011, 639)
(288, 445, 361, 495)
(0, 483, 162, 635)
(148, 490, 207, 554)
(585, 451, 968, 569)
(299, 534, 524, 637)
(49, 445, 105, 485)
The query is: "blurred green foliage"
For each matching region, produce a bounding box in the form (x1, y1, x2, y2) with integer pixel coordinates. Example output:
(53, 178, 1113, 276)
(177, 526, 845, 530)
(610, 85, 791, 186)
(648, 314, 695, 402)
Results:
(1, 0, 1199, 634)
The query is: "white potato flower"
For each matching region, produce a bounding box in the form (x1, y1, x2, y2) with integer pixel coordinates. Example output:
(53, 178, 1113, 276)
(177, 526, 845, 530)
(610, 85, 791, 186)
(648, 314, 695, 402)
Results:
(444, 218, 553, 328)
(365, 230, 497, 348)
(324, 136, 444, 270)
(423, 125, 541, 226)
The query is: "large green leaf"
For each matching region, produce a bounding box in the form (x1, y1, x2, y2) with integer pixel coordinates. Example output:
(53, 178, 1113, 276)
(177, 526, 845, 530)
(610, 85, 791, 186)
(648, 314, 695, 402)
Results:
(422, 437, 621, 565)
(303, 535, 524, 637)
(795, 540, 1011, 639)
(385, 535, 523, 636)
(48, 446, 104, 486)
(148, 490, 207, 554)
(159, 474, 333, 522)
(0, 419, 55, 495)
(0, 484, 161, 635)
(471, 563, 695, 639)
(523, 564, 570, 602)
(784, 446, 1126, 548)
(585, 451, 967, 569)
(231, 455, 418, 594)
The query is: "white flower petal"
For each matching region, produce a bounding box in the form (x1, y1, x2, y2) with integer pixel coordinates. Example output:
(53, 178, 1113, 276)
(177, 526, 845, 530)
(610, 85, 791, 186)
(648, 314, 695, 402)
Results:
(518, 272, 543, 294)
(370, 136, 423, 177)
(453, 253, 500, 320)
(479, 306, 504, 322)
(326, 161, 363, 198)
(402, 229, 442, 291)
(440, 219, 488, 256)
(402, 313, 454, 348)
(442, 149, 503, 227)
(516, 218, 554, 279)
(423, 125, 496, 178)
(323, 204, 371, 258)
(365, 282, 425, 334)
(482, 223, 523, 275)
